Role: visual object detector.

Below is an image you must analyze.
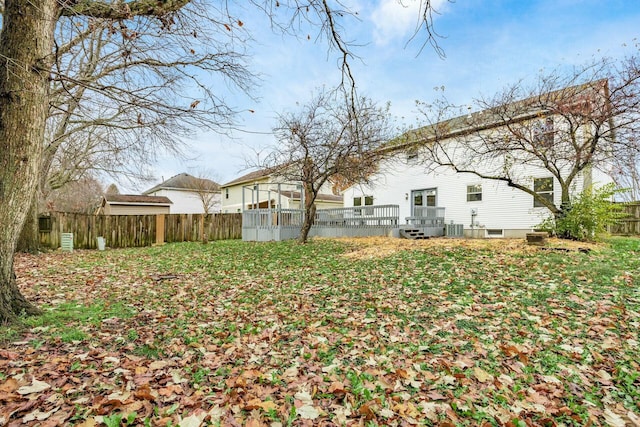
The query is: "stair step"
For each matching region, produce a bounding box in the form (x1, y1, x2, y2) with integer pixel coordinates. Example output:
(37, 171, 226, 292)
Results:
(400, 229, 431, 240)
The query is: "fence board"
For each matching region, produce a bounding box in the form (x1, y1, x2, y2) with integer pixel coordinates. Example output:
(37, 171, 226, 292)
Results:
(39, 212, 241, 249)
(610, 202, 640, 235)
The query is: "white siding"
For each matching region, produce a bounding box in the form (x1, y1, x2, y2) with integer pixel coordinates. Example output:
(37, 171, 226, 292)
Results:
(343, 156, 605, 234)
(149, 189, 221, 214)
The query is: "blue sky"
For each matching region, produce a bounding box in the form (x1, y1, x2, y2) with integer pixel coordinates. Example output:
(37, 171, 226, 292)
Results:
(136, 0, 640, 191)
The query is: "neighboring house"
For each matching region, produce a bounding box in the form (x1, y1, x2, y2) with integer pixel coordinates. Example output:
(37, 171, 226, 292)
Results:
(96, 194, 172, 215)
(343, 91, 615, 238)
(143, 173, 221, 214)
(221, 167, 343, 213)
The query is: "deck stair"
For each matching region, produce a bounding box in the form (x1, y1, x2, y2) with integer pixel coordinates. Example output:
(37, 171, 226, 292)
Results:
(399, 228, 430, 240)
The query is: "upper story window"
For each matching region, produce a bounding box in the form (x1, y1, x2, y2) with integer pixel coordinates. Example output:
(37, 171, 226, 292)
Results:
(225, 188, 229, 199)
(466, 184, 482, 202)
(406, 151, 419, 164)
(533, 177, 554, 207)
(533, 117, 554, 147)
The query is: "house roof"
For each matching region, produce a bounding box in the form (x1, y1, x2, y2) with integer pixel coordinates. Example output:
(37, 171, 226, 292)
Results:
(386, 79, 609, 152)
(277, 190, 343, 203)
(143, 173, 220, 194)
(221, 167, 282, 188)
(104, 194, 173, 205)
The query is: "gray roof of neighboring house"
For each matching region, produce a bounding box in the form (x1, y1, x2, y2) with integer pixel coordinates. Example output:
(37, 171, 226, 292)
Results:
(104, 194, 173, 205)
(221, 167, 280, 188)
(143, 173, 220, 195)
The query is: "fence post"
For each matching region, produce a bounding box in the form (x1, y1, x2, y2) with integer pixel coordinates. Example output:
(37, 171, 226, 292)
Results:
(156, 214, 165, 245)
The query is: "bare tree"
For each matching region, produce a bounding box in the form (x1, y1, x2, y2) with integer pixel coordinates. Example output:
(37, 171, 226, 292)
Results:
(104, 183, 121, 196)
(410, 55, 640, 229)
(261, 89, 395, 243)
(610, 143, 640, 202)
(180, 172, 220, 244)
(185, 173, 221, 216)
(0, 0, 441, 323)
(45, 175, 104, 214)
(15, 5, 254, 252)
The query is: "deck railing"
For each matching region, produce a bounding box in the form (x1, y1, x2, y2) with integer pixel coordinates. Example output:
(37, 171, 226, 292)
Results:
(315, 204, 399, 227)
(406, 206, 445, 226)
(242, 205, 400, 241)
(242, 208, 303, 229)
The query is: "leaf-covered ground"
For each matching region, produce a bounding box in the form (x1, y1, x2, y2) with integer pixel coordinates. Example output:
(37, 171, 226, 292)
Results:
(1, 237, 639, 426)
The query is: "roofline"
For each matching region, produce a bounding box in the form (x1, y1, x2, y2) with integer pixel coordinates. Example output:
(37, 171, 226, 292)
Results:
(221, 175, 271, 188)
(385, 78, 609, 154)
(106, 201, 173, 206)
(144, 186, 220, 194)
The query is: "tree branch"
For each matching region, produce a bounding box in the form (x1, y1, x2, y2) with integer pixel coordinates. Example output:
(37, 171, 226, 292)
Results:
(60, 0, 191, 19)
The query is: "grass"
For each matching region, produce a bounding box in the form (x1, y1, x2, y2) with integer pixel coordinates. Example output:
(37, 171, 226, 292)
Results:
(1, 236, 639, 426)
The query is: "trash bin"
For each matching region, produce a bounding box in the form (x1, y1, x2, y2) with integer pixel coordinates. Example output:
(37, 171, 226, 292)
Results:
(96, 236, 106, 251)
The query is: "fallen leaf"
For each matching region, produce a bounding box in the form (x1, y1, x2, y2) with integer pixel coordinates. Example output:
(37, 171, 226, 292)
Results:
(603, 408, 626, 427)
(328, 381, 346, 394)
(148, 360, 169, 371)
(258, 400, 278, 412)
(179, 412, 207, 427)
(473, 367, 493, 383)
(379, 408, 395, 418)
(75, 418, 97, 427)
(17, 379, 51, 395)
(297, 405, 320, 420)
(22, 408, 57, 422)
(0, 377, 19, 393)
(627, 410, 640, 427)
(294, 390, 313, 404)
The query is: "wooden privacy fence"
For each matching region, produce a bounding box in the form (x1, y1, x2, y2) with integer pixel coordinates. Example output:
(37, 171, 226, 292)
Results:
(39, 212, 242, 249)
(610, 202, 640, 235)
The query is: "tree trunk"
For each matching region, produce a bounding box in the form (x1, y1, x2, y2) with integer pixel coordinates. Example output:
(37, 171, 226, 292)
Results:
(299, 203, 316, 244)
(0, 0, 58, 323)
(298, 183, 316, 244)
(17, 194, 41, 253)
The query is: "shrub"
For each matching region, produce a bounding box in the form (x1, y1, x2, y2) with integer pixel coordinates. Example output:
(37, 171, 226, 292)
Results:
(538, 183, 627, 241)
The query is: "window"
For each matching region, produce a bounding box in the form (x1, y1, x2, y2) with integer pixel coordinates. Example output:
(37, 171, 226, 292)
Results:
(38, 216, 52, 233)
(466, 184, 482, 202)
(406, 150, 419, 164)
(533, 117, 554, 147)
(353, 196, 374, 215)
(533, 177, 554, 207)
(486, 229, 504, 237)
(225, 188, 229, 199)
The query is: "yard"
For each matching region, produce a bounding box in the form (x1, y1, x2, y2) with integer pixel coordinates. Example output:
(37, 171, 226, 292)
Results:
(1, 237, 639, 426)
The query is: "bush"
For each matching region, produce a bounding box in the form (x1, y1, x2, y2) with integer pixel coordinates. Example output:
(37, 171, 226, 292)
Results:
(538, 183, 626, 241)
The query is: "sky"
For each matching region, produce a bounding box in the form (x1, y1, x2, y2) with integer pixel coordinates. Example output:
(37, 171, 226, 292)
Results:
(132, 0, 640, 193)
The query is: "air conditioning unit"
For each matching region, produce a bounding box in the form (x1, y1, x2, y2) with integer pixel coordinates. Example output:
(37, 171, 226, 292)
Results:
(445, 223, 464, 237)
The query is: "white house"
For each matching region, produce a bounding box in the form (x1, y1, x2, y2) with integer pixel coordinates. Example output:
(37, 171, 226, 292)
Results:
(221, 167, 343, 213)
(144, 173, 221, 214)
(343, 83, 615, 238)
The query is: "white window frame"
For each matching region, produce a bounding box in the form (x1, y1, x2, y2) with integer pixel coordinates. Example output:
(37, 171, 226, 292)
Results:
(533, 177, 554, 208)
(485, 229, 504, 238)
(466, 184, 482, 202)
